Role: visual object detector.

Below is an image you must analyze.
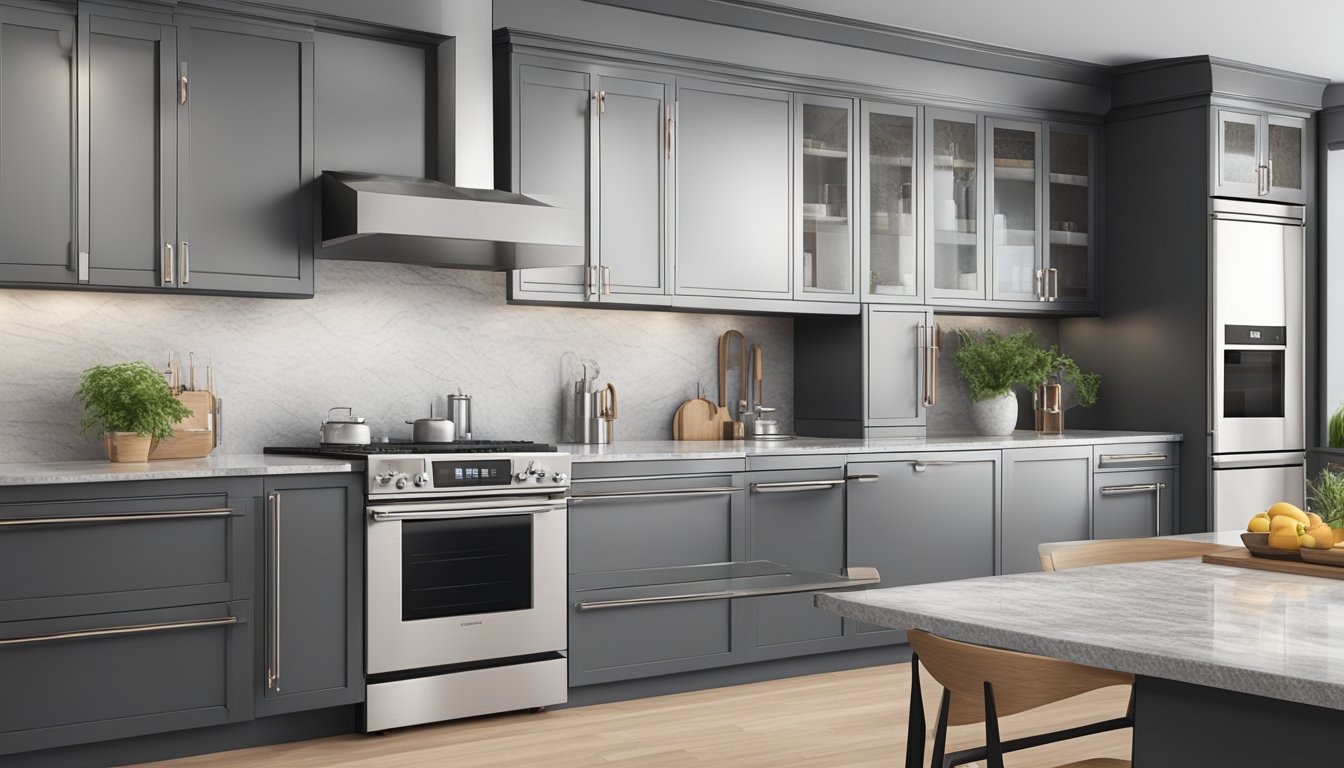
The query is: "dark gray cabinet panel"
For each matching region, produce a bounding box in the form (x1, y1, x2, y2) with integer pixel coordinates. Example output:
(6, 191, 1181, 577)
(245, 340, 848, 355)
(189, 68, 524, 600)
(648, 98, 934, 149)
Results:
(1093, 468, 1177, 539)
(0, 600, 251, 756)
(176, 15, 313, 296)
(846, 452, 999, 643)
(256, 475, 363, 717)
(568, 599, 740, 687)
(746, 468, 847, 660)
(675, 78, 791, 299)
(1001, 446, 1092, 574)
(0, 3, 76, 286)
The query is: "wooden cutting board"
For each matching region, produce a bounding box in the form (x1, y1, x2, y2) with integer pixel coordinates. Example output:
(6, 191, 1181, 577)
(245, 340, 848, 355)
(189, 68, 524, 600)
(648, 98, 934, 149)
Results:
(673, 397, 728, 441)
(1202, 546, 1344, 581)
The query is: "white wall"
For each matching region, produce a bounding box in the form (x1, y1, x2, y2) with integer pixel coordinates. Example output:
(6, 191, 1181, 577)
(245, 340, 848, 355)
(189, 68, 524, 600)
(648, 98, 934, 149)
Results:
(0, 261, 793, 463)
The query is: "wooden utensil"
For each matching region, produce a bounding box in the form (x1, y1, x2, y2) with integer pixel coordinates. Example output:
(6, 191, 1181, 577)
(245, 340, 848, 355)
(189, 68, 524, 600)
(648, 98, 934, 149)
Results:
(672, 384, 724, 441)
(719, 330, 746, 439)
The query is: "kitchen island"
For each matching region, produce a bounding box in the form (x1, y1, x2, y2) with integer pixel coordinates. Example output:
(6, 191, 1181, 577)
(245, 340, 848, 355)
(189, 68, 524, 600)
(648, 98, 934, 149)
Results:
(816, 549, 1344, 767)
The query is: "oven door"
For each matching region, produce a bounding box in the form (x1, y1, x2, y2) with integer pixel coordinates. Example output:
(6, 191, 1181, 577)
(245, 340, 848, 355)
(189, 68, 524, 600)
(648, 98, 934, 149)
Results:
(366, 495, 567, 675)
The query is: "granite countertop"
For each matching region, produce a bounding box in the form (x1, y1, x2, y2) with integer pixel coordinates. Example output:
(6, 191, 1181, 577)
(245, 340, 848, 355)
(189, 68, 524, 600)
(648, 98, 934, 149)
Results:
(0, 455, 362, 486)
(560, 430, 1181, 462)
(816, 551, 1344, 711)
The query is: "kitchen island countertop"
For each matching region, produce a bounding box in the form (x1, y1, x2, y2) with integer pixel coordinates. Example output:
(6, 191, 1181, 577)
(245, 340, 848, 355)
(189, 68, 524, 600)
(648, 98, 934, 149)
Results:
(0, 454, 362, 486)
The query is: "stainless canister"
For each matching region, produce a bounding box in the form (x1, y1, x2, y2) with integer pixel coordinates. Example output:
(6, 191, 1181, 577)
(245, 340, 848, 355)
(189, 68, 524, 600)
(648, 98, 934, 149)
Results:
(448, 391, 472, 440)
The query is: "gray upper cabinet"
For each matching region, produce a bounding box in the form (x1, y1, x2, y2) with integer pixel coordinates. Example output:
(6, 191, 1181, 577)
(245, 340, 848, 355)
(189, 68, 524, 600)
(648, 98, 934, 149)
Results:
(0, 3, 76, 286)
(256, 475, 363, 717)
(674, 78, 792, 303)
(861, 100, 921, 304)
(1213, 108, 1308, 204)
(175, 15, 313, 296)
(1043, 123, 1098, 307)
(1001, 446, 1092, 574)
(794, 92, 858, 303)
(925, 108, 984, 301)
(987, 117, 1043, 303)
(507, 58, 671, 306)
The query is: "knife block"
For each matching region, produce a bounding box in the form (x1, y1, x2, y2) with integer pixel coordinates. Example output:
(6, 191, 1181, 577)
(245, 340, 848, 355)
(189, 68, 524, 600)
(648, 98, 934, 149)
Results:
(149, 390, 217, 460)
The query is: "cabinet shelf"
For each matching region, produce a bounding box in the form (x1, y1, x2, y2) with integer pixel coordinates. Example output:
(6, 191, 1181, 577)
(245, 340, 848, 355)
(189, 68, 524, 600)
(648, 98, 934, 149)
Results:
(931, 155, 976, 170)
(1048, 230, 1089, 246)
(994, 166, 1036, 182)
(804, 214, 848, 227)
(870, 154, 913, 168)
(803, 145, 848, 159)
(1048, 172, 1089, 187)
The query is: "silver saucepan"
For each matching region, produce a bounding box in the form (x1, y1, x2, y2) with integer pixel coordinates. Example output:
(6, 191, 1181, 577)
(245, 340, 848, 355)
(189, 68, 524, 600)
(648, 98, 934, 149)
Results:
(406, 418, 455, 443)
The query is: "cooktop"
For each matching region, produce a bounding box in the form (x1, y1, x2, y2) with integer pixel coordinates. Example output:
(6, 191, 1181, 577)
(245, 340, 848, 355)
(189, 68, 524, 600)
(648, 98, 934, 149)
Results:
(264, 440, 557, 457)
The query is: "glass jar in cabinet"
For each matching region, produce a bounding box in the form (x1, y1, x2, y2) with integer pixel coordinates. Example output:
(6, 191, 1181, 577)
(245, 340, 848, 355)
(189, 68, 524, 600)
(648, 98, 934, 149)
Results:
(925, 109, 983, 300)
(987, 118, 1042, 302)
(860, 101, 920, 303)
(794, 93, 857, 302)
(1044, 124, 1097, 305)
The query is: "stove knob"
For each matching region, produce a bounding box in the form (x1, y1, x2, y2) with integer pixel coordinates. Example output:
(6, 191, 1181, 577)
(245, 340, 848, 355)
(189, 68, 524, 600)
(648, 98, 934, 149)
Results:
(515, 469, 532, 482)
(413, 472, 430, 488)
(375, 472, 394, 486)
(552, 472, 569, 484)
(530, 464, 549, 478)
(395, 475, 409, 490)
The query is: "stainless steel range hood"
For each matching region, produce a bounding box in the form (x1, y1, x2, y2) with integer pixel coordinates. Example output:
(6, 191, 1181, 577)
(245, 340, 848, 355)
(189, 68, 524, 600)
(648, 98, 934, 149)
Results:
(319, 171, 584, 271)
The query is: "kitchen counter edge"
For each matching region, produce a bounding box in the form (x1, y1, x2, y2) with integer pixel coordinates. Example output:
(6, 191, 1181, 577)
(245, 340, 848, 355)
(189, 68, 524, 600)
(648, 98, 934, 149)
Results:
(0, 455, 363, 486)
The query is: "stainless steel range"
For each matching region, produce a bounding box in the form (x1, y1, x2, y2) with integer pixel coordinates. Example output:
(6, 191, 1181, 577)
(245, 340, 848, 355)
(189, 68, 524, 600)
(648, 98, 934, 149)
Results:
(268, 441, 569, 732)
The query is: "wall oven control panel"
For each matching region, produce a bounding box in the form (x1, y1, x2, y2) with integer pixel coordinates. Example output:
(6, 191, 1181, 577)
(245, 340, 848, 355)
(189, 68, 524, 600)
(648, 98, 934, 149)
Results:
(368, 452, 572, 497)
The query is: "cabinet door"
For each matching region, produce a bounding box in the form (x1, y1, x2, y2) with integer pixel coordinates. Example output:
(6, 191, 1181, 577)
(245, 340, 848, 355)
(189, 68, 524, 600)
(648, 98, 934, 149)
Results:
(926, 108, 983, 299)
(795, 93, 857, 301)
(176, 16, 313, 296)
(846, 452, 999, 644)
(1044, 123, 1097, 306)
(257, 475, 363, 717)
(509, 62, 592, 300)
(865, 306, 930, 428)
(595, 70, 672, 302)
(1093, 468, 1176, 539)
(861, 100, 920, 303)
(1266, 114, 1307, 204)
(80, 8, 176, 289)
(0, 4, 76, 286)
(747, 468, 847, 660)
(1214, 109, 1263, 199)
(988, 118, 1043, 302)
(1001, 446, 1092, 574)
(675, 78, 792, 300)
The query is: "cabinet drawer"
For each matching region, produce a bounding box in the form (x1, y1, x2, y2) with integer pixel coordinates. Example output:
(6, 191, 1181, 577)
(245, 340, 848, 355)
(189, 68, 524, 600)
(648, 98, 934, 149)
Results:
(568, 597, 741, 686)
(1094, 468, 1177, 539)
(0, 491, 252, 622)
(0, 601, 251, 755)
(1093, 442, 1178, 470)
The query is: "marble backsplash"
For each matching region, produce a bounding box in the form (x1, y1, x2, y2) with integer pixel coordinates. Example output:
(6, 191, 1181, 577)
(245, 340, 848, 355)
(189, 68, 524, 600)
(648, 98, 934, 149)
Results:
(0, 261, 794, 463)
(928, 315, 1062, 433)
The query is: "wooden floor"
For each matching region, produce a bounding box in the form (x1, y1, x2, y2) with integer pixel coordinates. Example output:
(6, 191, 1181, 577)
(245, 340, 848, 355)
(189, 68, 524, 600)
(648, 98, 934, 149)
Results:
(138, 664, 1132, 768)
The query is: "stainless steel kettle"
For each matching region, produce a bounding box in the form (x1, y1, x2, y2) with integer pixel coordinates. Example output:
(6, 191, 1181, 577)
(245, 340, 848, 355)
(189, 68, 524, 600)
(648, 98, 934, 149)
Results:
(320, 407, 371, 445)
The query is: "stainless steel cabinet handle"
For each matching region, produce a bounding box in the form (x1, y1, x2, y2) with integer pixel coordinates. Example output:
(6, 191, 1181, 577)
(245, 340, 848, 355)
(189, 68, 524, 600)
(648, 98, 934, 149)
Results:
(0, 508, 232, 527)
(1267, 159, 1274, 191)
(750, 479, 845, 493)
(570, 487, 743, 503)
(0, 616, 236, 647)
(1100, 482, 1166, 536)
(845, 474, 881, 483)
(162, 242, 174, 285)
(179, 74, 188, 105)
(666, 105, 675, 160)
(371, 504, 563, 522)
(585, 265, 599, 298)
(576, 591, 734, 611)
(597, 89, 606, 114)
(179, 240, 190, 284)
(1036, 268, 1046, 301)
(1098, 452, 1167, 465)
(601, 264, 612, 295)
(1049, 267, 1059, 302)
(912, 461, 953, 473)
(267, 492, 281, 691)
(921, 322, 940, 408)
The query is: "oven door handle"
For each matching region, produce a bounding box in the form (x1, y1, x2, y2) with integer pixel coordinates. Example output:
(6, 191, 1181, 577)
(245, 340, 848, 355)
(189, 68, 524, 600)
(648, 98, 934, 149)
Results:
(369, 500, 567, 522)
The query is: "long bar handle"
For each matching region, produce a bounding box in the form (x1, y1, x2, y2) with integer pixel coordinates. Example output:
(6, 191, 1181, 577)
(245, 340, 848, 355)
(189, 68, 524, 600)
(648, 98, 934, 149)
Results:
(923, 323, 939, 407)
(0, 508, 233, 527)
(666, 104, 675, 160)
(601, 264, 612, 295)
(750, 480, 845, 493)
(577, 591, 735, 610)
(846, 474, 881, 483)
(1098, 453, 1167, 465)
(570, 487, 743, 503)
(267, 492, 281, 691)
(1100, 482, 1166, 536)
(162, 242, 174, 285)
(371, 504, 563, 522)
(585, 264, 599, 298)
(179, 73, 188, 105)
(179, 240, 190, 285)
(1036, 268, 1046, 302)
(1049, 267, 1059, 302)
(0, 616, 236, 647)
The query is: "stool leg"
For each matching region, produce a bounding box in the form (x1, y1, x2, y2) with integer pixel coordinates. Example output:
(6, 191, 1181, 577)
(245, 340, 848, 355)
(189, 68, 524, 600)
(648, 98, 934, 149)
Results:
(930, 688, 950, 768)
(906, 655, 925, 768)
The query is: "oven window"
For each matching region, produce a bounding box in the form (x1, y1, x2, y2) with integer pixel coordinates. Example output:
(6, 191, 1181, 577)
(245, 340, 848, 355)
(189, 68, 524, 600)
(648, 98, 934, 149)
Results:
(401, 515, 533, 621)
(1223, 349, 1285, 418)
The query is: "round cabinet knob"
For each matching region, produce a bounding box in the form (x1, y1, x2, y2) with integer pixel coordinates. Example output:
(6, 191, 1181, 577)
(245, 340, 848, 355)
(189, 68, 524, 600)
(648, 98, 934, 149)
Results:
(552, 472, 569, 484)
(413, 472, 430, 488)
(395, 476, 409, 490)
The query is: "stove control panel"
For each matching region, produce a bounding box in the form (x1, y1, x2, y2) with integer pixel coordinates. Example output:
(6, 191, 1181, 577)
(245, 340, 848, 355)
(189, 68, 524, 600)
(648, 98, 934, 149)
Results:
(367, 453, 572, 496)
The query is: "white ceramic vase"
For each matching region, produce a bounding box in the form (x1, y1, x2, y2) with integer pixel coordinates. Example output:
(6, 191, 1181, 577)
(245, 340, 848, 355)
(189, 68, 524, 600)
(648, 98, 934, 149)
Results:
(971, 392, 1018, 436)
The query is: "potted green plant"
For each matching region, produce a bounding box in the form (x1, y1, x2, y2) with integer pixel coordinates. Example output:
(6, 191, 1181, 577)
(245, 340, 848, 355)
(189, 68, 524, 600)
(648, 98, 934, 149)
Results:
(1028, 345, 1101, 434)
(953, 330, 1044, 436)
(1307, 468, 1344, 544)
(76, 361, 193, 462)
(1329, 402, 1344, 449)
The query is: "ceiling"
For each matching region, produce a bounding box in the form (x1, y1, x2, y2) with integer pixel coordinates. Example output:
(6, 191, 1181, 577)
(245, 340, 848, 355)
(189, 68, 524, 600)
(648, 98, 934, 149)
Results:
(757, 0, 1342, 82)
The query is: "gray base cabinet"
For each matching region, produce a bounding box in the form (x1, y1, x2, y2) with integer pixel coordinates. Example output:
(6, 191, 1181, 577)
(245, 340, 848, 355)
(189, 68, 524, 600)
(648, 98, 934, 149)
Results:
(1093, 468, 1177, 539)
(256, 475, 364, 717)
(1001, 446, 1093, 574)
(845, 452, 1000, 644)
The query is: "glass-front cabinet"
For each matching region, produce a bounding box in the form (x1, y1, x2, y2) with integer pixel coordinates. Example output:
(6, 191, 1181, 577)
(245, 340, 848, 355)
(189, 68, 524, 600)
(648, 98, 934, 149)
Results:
(925, 109, 982, 300)
(1045, 124, 1097, 304)
(1213, 108, 1308, 204)
(860, 101, 919, 303)
(987, 119, 1042, 301)
(795, 93, 857, 301)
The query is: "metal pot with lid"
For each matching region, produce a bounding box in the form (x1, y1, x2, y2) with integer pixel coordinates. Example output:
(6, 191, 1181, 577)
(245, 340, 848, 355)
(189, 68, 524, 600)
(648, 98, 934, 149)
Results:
(320, 407, 371, 445)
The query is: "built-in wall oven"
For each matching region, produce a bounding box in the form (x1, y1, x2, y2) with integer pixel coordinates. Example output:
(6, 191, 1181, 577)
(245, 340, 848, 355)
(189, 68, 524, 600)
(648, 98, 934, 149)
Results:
(1210, 199, 1306, 530)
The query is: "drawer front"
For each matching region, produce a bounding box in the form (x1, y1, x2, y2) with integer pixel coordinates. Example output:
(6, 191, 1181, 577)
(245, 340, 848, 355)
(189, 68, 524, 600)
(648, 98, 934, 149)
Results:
(568, 598, 742, 686)
(1094, 442, 1178, 470)
(1094, 468, 1178, 539)
(0, 601, 252, 755)
(0, 490, 254, 622)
